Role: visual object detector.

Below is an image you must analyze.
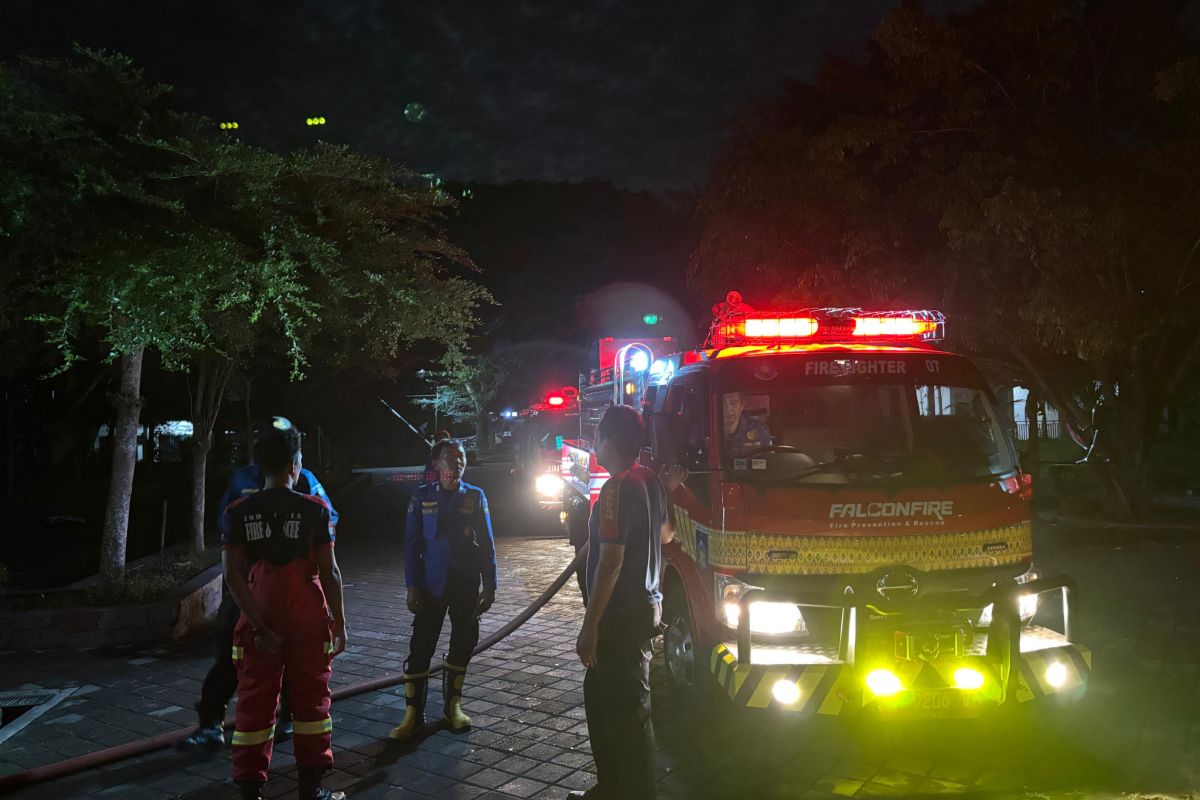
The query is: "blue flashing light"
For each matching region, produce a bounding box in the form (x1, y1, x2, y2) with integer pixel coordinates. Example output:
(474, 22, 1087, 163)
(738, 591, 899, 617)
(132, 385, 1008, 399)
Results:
(629, 350, 650, 373)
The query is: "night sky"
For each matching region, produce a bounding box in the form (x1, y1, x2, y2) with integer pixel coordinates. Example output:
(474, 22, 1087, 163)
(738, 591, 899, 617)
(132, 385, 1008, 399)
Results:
(4, 1, 968, 189)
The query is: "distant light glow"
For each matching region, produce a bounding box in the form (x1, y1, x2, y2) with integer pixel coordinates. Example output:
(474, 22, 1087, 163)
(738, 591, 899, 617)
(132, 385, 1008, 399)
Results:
(629, 351, 650, 372)
(643, 313, 659, 325)
(546, 395, 566, 407)
(404, 102, 428, 123)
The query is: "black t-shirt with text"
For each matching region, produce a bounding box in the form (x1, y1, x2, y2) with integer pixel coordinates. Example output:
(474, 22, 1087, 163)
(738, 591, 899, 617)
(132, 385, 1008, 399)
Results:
(221, 487, 333, 567)
(586, 464, 665, 615)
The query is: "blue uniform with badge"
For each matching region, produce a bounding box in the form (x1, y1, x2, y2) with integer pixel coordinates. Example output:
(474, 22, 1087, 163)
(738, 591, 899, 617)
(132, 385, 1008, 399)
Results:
(402, 480, 498, 683)
(404, 480, 497, 597)
(219, 464, 338, 536)
(725, 414, 773, 454)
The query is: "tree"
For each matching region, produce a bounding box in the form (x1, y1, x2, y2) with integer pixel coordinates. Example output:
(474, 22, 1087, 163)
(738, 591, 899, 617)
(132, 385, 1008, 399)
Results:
(418, 352, 515, 447)
(162, 140, 486, 553)
(2, 50, 249, 583)
(2, 49, 489, 581)
(692, 0, 1200, 513)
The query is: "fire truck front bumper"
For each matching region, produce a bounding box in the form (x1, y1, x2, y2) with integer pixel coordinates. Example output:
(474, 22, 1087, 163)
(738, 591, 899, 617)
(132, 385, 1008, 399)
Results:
(706, 575, 1091, 718)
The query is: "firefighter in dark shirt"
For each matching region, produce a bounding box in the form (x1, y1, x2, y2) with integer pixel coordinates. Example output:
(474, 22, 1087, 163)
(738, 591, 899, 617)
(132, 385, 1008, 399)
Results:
(222, 425, 348, 800)
(571, 405, 682, 800)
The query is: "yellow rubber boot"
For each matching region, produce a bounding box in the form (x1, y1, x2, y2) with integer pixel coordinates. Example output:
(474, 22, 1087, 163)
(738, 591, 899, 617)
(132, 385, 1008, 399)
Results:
(443, 663, 472, 732)
(388, 672, 427, 741)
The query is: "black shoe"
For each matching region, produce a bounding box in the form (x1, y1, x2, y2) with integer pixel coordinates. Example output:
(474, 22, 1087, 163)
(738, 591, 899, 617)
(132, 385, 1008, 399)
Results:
(235, 780, 265, 800)
(298, 767, 346, 799)
(565, 790, 603, 799)
(178, 724, 224, 752)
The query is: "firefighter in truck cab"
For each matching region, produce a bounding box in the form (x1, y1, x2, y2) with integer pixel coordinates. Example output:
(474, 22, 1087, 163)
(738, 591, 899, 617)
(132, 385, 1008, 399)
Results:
(722, 390, 772, 454)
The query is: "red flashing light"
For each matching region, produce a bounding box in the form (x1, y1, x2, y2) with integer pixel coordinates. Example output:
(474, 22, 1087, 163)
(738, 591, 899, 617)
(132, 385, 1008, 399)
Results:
(744, 317, 819, 338)
(852, 316, 938, 338)
(546, 395, 566, 407)
(706, 293, 945, 348)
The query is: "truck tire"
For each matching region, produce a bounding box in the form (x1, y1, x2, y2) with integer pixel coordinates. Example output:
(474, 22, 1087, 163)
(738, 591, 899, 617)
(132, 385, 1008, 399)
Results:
(662, 586, 721, 710)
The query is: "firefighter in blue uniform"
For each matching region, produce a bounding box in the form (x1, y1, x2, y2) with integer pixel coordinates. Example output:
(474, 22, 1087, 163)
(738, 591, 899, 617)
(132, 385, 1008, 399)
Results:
(722, 391, 773, 454)
(181, 416, 338, 751)
(390, 438, 497, 741)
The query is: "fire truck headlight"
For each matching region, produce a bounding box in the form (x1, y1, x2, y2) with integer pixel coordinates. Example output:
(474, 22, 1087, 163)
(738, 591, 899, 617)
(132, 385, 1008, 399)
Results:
(866, 669, 904, 697)
(721, 600, 807, 634)
(953, 668, 985, 690)
(715, 575, 807, 634)
(535, 473, 563, 498)
(749, 602, 806, 635)
(772, 679, 801, 706)
(1045, 662, 1068, 688)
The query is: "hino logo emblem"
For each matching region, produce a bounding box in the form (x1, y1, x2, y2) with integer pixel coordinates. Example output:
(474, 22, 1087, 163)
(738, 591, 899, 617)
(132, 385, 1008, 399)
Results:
(876, 571, 920, 601)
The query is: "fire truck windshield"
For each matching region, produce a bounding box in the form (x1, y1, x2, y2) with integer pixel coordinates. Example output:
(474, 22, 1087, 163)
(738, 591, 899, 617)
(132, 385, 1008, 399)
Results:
(714, 357, 1017, 485)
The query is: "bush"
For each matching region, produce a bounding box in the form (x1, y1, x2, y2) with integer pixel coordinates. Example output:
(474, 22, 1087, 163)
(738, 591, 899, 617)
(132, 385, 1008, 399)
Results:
(86, 549, 220, 605)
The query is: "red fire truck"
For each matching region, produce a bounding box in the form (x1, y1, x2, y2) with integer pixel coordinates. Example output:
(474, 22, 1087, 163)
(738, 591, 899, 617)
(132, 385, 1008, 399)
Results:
(562, 292, 1089, 719)
(514, 388, 580, 512)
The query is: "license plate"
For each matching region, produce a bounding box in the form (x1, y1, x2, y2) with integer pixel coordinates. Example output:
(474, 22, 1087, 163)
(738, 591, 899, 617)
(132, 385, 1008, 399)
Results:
(879, 689, 986, 720)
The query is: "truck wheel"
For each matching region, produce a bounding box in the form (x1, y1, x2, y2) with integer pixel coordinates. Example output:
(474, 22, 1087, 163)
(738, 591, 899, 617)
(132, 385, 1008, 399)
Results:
(663, 589, 720, 708)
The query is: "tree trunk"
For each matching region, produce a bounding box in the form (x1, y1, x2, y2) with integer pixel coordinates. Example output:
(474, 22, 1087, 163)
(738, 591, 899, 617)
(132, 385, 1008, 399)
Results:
(191, 439, 210, 554)
(100, 347, 145, 588)
(189, 356, 234, 555)
(241, 372, 255, 465)
(4, 380, 14, 508)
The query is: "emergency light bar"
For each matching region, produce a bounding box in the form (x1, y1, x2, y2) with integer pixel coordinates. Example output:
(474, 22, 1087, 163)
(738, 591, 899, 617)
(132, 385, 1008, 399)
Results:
(708, 297, 944, 348)
(547, 395, 565, 407)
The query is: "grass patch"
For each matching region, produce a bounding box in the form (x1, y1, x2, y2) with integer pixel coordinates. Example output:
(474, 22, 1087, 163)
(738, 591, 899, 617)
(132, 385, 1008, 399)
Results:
(2, 548, 221, 610)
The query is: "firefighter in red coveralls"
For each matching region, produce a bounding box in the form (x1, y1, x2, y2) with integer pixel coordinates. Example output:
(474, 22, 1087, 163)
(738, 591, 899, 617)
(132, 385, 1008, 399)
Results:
(222, 425, 349, 800)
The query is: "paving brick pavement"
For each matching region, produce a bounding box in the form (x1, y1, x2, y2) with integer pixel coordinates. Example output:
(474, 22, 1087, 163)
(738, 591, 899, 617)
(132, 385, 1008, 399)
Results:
(2, 520, 1200, 799)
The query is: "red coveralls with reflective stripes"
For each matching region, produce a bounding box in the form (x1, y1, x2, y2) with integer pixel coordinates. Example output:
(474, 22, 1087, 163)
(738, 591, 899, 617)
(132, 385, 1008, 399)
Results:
(223, 488, 336, 784)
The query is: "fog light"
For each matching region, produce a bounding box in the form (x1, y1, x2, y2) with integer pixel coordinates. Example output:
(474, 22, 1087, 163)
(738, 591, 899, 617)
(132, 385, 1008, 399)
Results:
(1045, 662, 1068, 688)
(953, 668, 985, 690)
(772, 679, 801, 706)
(865, 669, 903, 697)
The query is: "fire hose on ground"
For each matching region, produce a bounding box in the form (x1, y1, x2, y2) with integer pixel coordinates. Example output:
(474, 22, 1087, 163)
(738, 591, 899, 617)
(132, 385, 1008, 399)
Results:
(0, 545, 588, 795)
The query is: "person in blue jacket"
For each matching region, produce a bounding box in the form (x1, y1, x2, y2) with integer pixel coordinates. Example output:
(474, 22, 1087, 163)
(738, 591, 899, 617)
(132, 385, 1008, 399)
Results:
(181, 416, 338, 752)
(389, 438, 497, 741)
